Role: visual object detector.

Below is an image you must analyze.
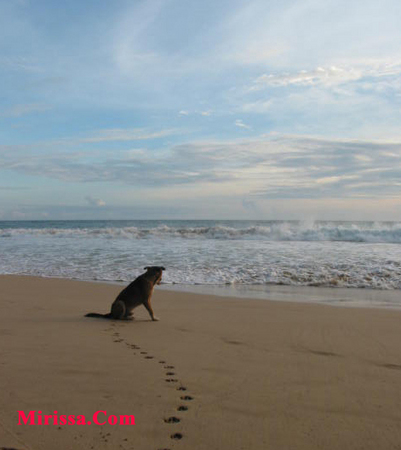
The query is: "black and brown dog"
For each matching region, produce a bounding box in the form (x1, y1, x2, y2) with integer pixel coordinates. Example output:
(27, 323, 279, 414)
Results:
(85, 266, 165, 321)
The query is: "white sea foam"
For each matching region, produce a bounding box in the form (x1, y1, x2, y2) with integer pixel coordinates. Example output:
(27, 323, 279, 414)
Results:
(1, 220, 401, 292)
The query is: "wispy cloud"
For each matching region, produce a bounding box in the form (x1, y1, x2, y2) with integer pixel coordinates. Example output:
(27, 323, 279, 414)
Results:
(252, 67, 361, 88)
(235, 119, 252, 130)
(1, 103, 52, 118)
(6, 128, 182, 148)
(232, 58, 401, 140)
(2, 135, 401, 199)
(75, 128, 179, 144)
(251, 61, 401, 90)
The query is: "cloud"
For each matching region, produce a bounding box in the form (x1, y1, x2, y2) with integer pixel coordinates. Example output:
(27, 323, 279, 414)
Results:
(251, 62, 401, 90)
(108, 0, 401, 78)
(85, 196, 106, 207)
(1, 103, 52, 118)
(235, 119, 251, 130)
(4, 128, 182, 150)
(76, 128, 178, 143)
(2, 135, 401, 200)
(2, 0, 401, 221)
(233, 59, 401, 139)
(252, 67, 362, 89)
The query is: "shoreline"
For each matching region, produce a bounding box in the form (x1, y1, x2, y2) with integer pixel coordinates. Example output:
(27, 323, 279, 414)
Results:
(1, 275, 401, 449)
(2, 273, 401, 310)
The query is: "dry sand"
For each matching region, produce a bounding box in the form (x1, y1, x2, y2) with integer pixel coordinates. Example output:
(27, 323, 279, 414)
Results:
(1, 275, 401, 450)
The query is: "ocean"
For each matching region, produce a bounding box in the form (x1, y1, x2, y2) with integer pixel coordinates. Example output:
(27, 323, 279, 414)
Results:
(1, 220, 401, 307)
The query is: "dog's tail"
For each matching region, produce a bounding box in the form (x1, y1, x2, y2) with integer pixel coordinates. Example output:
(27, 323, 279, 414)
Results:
(85, 312, 112, 319)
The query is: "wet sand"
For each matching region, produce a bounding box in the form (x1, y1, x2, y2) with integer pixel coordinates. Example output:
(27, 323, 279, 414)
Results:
(1, 275, 401, 449)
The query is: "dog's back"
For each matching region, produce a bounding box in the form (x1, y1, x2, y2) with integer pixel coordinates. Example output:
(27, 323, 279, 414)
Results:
(116, 273, 152, 307)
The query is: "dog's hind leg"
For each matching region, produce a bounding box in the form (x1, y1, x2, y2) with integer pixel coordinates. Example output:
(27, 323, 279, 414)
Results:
(111, 299, 126, 320)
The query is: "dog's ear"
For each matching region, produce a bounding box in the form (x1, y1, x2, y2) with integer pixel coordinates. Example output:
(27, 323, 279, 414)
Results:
(160, 266, 165, 271)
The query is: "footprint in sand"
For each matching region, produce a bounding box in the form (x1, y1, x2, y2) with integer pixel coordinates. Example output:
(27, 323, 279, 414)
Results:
(125, 343, 140, 349)
(115, 340, 192, 447)
(171, 433, 183, 440)
(164, 417, 181, 423)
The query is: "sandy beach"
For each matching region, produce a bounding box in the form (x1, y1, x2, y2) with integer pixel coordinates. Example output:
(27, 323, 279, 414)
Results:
(1, 275, 401, 450)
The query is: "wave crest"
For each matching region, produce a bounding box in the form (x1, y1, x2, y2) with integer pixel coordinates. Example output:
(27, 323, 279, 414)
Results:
(2, 221, 401, 243)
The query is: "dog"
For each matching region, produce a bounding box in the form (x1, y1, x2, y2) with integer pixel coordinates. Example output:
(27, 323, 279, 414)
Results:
(85, 266, 165, 321)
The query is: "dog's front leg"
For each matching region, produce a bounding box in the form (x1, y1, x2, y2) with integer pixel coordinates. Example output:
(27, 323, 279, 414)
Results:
(143, 300, 159, 321)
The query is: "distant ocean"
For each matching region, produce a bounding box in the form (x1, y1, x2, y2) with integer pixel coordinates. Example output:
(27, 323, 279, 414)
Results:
(1, 220, 401, 295)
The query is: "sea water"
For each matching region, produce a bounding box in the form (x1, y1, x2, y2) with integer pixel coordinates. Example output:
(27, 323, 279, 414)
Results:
(1, 220, 401, 307)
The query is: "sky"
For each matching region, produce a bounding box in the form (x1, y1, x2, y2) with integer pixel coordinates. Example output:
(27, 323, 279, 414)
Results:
(1, 0, 401, 220)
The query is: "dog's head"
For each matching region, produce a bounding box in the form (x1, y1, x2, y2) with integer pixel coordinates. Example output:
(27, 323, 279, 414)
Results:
(144, 266, 165, 285)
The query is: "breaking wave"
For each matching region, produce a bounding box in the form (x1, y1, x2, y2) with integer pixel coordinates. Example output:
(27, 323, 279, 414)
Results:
(2, 220, 401, 293)
(2, 221, 401, 243)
